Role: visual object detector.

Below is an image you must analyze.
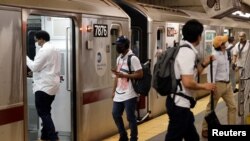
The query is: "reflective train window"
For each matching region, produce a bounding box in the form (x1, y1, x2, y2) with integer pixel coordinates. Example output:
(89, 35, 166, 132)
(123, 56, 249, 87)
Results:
(110, 28, 120, 69)
(157, 28, 164, 50)
(131, 27, 142, 58)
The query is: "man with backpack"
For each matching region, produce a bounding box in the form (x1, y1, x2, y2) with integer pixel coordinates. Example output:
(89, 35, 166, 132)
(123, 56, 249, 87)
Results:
(164, 19, 216, 141)
(111, 35, 143, 141)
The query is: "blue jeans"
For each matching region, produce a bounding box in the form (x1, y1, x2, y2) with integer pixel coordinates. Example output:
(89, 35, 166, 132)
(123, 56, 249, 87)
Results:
(35, 91, 58, 141)
(112, 97, 138, 141)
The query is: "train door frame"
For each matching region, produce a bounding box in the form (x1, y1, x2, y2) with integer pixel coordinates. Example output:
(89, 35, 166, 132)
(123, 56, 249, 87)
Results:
(22, 9, 80, 141)
(0, 5, 24, 141)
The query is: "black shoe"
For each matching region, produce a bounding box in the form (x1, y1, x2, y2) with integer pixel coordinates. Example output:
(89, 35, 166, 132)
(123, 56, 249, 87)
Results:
(233, 88, 239, 93)
(201, 130, 208, 138)
(119, 136, 128, 141)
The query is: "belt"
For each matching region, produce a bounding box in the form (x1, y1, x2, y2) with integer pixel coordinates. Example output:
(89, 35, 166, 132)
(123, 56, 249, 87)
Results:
(216, 80, 230, 84)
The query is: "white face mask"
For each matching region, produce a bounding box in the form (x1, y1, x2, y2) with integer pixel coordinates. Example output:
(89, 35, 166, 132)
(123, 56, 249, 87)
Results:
(35, 42, 41, 53)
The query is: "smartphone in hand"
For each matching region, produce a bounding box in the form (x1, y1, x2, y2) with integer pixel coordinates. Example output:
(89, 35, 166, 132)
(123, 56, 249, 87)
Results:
(111, 69, 118, 73)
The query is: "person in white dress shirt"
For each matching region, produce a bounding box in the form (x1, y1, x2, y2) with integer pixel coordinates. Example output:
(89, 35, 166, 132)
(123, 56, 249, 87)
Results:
(232, 32, 250, 74)
(201, 35, 236, 138)
(26, 30, 61, 141)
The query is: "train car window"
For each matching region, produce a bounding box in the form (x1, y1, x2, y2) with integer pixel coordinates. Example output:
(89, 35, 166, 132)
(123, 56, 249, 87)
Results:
(27, 17, 42, 60)
(204, 30, 216, 57)
(131, 27, 142, 58)
(156, 28, 164, 50)
(110, 28, 120, 69)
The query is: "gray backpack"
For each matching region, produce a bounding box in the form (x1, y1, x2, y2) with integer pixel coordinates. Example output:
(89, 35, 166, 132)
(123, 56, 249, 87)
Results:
(152, 44, 191, 96)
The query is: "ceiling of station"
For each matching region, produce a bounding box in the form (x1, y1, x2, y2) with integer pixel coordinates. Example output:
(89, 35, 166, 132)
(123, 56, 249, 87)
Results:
(242, 0, 250, 6)
(129, 0, 250, 19)
(133, 0, 205, 12)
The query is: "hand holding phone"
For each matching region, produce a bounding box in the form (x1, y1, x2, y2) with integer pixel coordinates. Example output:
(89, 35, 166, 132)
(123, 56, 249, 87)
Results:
(111, 69, 118, 73)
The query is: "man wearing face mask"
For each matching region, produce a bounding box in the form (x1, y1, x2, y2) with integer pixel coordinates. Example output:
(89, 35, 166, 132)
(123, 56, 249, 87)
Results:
(111, 35, 143, 141)
(26, 30, 60, 141)
(232, 32, 250, 74)
(201, 36, 236, 138)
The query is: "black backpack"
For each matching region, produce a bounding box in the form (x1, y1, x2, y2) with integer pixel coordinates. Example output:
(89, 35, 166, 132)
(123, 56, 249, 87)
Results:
(226, 45, 234, 63)
(152, 44, 191, 96)
(128, 55, 152, 96)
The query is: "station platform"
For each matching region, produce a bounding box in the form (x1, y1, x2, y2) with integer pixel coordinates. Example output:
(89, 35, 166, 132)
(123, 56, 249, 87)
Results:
(104, 93, 241, 141)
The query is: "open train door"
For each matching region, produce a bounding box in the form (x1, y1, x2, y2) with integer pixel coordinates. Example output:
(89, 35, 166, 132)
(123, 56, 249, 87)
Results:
(26, 15, 75, 141)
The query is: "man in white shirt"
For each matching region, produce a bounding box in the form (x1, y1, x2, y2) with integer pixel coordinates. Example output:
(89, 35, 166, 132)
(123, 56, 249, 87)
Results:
(112, 35, 143, 141)
(165, 19, 216, 141)
(201, 35, 236, 138)
(26, 30, 61, 141)
(232, 32, 250, 74)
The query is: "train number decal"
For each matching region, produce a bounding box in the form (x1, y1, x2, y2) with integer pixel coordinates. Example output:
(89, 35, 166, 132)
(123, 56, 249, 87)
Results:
(94, 24, 108, 37)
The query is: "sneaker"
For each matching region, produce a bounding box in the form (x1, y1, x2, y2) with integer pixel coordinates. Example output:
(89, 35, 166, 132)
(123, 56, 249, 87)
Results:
(119, 136, 128, 141)
(233, 88, 239, 93)
(201, 130, 208, 138)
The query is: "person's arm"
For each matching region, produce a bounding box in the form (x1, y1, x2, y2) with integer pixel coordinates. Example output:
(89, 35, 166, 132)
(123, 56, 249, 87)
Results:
(112, 77, 118, 98)
(181, 75, 215, 91)
(232, 54, 237, 64)
(112, 70, 143, 79)
(113, 56, 143, 79)
(231, 45, 238, 69)
(197, 55, 214, 75)
(26, 49, 48, 72)
(177, 49, 215, 92)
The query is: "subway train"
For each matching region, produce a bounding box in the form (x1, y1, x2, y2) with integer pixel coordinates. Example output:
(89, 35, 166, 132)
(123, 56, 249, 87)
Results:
(0, 0, 250, 141)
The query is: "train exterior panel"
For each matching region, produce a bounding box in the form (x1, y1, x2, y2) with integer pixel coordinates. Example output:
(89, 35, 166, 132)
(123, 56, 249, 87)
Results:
(80, 16, 130, 140)
(0, 0, 130, 141)
(0, 7, 24, 141)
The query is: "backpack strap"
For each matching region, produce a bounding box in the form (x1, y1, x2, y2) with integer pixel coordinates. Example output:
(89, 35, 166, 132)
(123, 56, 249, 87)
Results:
(238, 41, 247, 58)
(127, 54, 134, 74)
(127, 54, 134, 81)
(227, 45, 234, 51)
(227, 45, 234, 63)
(174, 44, 197, 105)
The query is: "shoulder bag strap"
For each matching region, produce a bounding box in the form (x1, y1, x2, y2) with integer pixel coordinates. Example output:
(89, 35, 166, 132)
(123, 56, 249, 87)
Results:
(210, 57, 215, 111)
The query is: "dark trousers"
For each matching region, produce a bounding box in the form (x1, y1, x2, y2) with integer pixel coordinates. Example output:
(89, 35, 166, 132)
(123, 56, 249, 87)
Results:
(35, 91, 58, 141)
(165, 97, 199, 141)
(112, 97, 138, 141)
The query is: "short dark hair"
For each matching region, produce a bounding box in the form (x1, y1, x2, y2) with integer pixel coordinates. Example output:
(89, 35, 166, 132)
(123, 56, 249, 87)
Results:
(228, 36, 235, 43)
(35, 30, 50, 41)
(182, 19, 204, 43)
